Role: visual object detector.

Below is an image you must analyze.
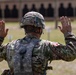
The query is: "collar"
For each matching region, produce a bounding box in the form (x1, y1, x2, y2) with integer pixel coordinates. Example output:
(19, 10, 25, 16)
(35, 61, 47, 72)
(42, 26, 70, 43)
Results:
(25, 34, 40, 39)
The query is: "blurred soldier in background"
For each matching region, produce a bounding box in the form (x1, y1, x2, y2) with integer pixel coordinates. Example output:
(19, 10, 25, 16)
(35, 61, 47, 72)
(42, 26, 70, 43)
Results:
(0, 11, 76, 75)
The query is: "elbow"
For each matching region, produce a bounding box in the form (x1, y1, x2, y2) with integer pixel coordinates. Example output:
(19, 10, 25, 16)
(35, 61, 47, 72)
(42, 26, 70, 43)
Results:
(0, 58, 4, 62)
(63, 57, 75, 62)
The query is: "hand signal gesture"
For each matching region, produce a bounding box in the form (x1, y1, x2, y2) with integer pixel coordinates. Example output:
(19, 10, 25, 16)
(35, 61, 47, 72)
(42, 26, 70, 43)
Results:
(0, 20, 9, 38)
(58, 16, 72, 34)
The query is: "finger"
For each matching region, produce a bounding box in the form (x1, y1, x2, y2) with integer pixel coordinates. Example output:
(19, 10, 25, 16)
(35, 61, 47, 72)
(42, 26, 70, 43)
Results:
(60, 16, 63, 26)
(65, 16, 68, 25)
(4, 28, 9, 37)
(68, 18, 72, 32)
(0, 20, 5, 25)
(60, 16, 65, 25)
(60, 16, 66, 28)
(60, 16, 64, 23)
(68, 18, 71, 26)
(0, 21, 3, 26)
(1, 20, 5, 31)
(0, 21, 3, 30)
(0, 20, 5, 31)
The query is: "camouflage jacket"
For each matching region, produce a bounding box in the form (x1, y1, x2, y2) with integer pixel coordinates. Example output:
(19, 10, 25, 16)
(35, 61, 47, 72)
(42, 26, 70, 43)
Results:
(0, 33, 76, 75)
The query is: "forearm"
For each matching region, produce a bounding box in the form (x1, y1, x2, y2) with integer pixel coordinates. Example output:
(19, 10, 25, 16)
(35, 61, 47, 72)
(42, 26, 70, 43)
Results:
(47, 34, 76, 61)
(0, 45, 6, 62)
(0, 37, 6, 62)
(0, 37, 4, 45)
(52, 33, 76, 61)
(64, 33, 76, 61)
(54, 16, 76, 61)
(0, 20, 8, 62)
(64, 32, 76, 45)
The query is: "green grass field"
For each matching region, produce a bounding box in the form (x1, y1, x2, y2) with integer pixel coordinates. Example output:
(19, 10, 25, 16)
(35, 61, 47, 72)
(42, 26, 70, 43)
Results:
(0, 21, 76, 75)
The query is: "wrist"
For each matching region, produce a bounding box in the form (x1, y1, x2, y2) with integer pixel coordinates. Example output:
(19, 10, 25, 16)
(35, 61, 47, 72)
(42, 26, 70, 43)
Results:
(0, 37, 4, 45)
(64, 32, 72, 37)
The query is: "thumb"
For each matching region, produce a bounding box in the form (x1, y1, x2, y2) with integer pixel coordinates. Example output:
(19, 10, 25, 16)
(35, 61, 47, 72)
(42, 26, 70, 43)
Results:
(5, 28, 9, 36)
(58, 26, 62, 31)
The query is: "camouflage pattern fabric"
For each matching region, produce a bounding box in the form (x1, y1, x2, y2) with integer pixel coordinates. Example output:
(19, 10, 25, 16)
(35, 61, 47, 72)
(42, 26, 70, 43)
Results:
(0, 33, 76, 75)
(20, 11, 45, 29)
(13, 37, 40, 75)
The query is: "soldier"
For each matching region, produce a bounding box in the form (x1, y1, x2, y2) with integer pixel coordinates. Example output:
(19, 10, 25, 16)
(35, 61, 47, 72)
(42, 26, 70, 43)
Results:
(0, 11, 76, 75)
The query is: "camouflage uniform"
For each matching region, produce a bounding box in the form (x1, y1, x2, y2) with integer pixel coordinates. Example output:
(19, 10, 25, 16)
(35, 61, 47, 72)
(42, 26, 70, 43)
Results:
(0, 33, 76, 75)
(0, 11, 76, 75)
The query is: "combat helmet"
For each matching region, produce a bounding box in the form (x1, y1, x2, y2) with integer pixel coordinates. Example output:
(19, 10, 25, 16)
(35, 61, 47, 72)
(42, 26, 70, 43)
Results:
(20, 11, 45, 29)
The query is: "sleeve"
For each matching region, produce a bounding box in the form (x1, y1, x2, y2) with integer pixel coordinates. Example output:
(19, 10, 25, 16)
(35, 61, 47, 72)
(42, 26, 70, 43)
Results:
(46, 33, 76, 61)
(0, 40, 18, 62)
(0, 45, 7, 62)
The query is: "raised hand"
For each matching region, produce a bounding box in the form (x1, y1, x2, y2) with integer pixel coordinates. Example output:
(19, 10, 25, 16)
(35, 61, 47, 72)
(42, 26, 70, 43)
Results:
(0, 20, 9, 38)
(58, 16, 72, 34)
